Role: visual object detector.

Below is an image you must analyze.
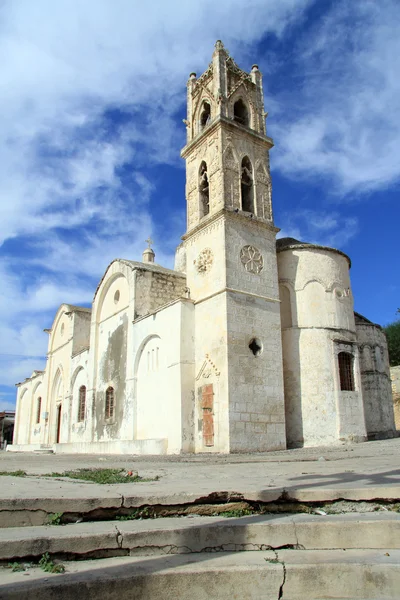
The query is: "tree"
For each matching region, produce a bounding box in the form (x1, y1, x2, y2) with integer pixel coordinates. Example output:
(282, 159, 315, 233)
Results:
(384, 318, 400, 367)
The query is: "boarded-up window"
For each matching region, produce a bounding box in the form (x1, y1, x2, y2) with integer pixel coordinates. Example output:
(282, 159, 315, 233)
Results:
(105, 386, 115, 419)
(36, 397, 42, 424)
(338, 352, 355, 391)
(78, 386, 86, 422)
(201, 384, 214, 446)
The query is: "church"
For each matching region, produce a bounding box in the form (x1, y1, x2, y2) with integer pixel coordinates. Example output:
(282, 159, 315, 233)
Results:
(11, 42, 396, 455)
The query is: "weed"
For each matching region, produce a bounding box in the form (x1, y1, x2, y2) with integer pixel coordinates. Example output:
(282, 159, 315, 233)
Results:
(47, 512, 63, 526)
(116, 507, 152, 520)
(0, 470, 26, 477)
(38, 553, 65, 574)
(7, 562, 25, 572)
(264, 557, 280, 564)
(44, 468, 158, 485)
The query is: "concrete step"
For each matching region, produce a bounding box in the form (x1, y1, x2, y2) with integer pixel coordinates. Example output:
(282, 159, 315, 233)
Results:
(1, 549, 399, 599)
(1, 512, 400, 562)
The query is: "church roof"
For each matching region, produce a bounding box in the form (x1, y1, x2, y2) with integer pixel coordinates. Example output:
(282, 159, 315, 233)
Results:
(354, 311, 382, 329)
(63, 304, 92, 314)
(116, 259, 185, 278)
(276, 237, 351, 266)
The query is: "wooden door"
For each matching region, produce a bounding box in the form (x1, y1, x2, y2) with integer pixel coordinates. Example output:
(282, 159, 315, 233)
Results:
(56, 405, 62, 443)
(201, 384, 214, 447)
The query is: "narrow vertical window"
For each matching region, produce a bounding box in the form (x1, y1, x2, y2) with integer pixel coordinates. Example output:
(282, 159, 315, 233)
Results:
(241, 156, 254, 213)
(338, 352, 355, 391)
(199, 161, 210, 217)
(78, 385, 86, 422)
(105, 386, 115, 419)
(36, 397, 42, 424)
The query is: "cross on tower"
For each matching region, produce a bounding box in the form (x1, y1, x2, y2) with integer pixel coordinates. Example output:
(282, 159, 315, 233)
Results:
(145, 237, 153, 249)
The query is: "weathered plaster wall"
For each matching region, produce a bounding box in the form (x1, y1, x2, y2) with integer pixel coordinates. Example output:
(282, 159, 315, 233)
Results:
(391, 365, 400, 429)
(356, 320, 396, 439)
(14, 372, 45, 445)
(132, 299, 195, 454)
(68, 351, 90, 443)
(278, 247, 366, 447)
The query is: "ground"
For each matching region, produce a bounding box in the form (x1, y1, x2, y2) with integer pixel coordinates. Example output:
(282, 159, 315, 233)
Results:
(1, 438, 400, 506)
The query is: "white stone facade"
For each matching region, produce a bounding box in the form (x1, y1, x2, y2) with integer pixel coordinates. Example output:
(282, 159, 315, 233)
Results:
(11, 42, 396, 455)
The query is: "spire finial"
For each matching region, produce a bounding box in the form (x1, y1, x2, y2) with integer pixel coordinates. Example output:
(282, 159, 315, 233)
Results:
(142, 237, 155, 263)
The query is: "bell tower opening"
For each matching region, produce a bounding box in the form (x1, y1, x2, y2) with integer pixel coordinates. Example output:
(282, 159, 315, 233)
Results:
(241, 156, 254, 213)
(200, 101, 211, 131)
(199, 161, 210, 217)
(234, 99, 249, 126)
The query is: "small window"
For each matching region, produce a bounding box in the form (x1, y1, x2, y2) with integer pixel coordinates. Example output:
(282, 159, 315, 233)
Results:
(241, 156, 254, 212)
(105, 386, 115, 419)
(36, 397, 42, 424)
(200, 101, 211, 130)
(78, 385, 86, 422)
(234, 99, 249, 126)
(338, 352, 355, 391)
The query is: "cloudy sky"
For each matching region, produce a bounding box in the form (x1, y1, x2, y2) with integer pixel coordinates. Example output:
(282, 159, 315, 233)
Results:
(1, 0, 399, 409)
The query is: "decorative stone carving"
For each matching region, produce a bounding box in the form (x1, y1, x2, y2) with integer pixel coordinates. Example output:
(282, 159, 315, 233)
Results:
(240, 245, 264, 274)
(224, 147, 238, 170)
(196, 248, 214, 274)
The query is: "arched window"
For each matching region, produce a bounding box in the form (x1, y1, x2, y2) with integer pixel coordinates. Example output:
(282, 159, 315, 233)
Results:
(241, 156, 254, 212)
(105, 386, 115, 419)
(78, 385, 86, 422)
(234, 99, 249, 126)
(36, 397, 42, 424)
(199, 161, 210, 217)
(200, 101, 211, 130)
(338, 352, 355, 391)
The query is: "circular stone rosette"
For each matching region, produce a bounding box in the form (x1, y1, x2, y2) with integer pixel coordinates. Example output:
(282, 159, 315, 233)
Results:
(196, 248, 214, 274)
(240, 245, 264, 274)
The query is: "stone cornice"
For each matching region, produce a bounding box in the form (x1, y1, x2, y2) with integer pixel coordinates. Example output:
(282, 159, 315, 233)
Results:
(181, 207, 279, 242)
(181, 115, 273, 159)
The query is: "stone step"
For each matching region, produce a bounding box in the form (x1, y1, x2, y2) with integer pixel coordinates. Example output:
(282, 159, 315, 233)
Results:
(1, 512, 400, 562)
(1, 549, 399, 599)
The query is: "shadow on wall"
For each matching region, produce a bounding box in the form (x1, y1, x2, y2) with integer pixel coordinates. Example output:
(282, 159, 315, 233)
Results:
(280, 254, 304, 448)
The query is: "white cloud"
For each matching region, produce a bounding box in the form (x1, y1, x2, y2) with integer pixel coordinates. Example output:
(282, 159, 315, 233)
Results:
(278, 210, 358, 250)
(269, 0, 400, 193)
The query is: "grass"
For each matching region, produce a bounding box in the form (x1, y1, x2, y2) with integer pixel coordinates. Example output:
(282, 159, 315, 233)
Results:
(0, 470, 27, 477)
(216, 508, 254, 518)
(44, 468, 159, 485)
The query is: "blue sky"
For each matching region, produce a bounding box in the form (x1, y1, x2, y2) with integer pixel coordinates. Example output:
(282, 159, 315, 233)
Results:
(0, 0, 399, 410)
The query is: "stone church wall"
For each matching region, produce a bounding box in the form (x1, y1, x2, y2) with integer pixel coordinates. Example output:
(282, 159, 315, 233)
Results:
(356, 320, 396, 439)
(278, 246, 366, 447)
(134, 269, 187, 317)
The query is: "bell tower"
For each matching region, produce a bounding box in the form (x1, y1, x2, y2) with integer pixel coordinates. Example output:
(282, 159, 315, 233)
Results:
(180, 41, 286, 453)
(182, 40, 274, 231)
